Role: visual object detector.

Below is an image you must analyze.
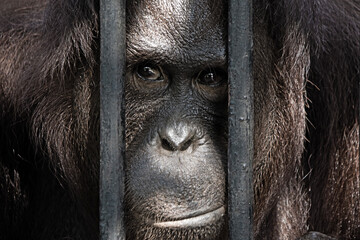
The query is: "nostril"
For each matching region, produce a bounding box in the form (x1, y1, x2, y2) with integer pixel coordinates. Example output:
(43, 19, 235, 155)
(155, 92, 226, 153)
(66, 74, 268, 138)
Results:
(158, 124, 197, 152)
(161, 138, 176, 151)
(160, 135, 194, 151)
(179, 137, 193, 151)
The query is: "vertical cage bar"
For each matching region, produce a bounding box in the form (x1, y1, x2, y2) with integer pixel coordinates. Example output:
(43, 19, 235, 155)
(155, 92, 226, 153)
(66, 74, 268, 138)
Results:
(100, 0, 126, 239)
(227, 0, 253, 239)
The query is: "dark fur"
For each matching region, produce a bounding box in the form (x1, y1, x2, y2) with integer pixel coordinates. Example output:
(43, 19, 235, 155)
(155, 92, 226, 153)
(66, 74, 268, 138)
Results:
(0, 0, 99, 239)
(0, 0, 359, 239)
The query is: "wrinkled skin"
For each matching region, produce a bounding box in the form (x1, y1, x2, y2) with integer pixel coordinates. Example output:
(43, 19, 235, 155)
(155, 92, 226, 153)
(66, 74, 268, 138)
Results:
(0, 0, 359, 240)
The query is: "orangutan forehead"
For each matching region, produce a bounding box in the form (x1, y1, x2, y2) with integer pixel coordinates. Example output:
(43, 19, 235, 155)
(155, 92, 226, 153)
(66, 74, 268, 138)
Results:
(126, 0, 226, 64)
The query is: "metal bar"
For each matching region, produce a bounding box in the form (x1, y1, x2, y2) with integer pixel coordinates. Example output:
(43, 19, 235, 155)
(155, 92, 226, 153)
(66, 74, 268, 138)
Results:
(99, 0, 126, 239)
(227, 0, 253, 239)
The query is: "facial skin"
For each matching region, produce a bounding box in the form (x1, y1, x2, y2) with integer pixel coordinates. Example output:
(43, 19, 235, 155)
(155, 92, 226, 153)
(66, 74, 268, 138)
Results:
(124, 0, 228, 239)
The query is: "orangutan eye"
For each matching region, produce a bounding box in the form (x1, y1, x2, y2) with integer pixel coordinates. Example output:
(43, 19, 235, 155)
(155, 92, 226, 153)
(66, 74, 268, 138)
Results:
(136, 62, 164, 82)
(197, 69, 226, 87)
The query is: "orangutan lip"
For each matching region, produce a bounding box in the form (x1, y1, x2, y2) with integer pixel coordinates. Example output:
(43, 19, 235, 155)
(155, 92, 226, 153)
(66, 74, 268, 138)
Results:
(153, 206, 225, 228)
